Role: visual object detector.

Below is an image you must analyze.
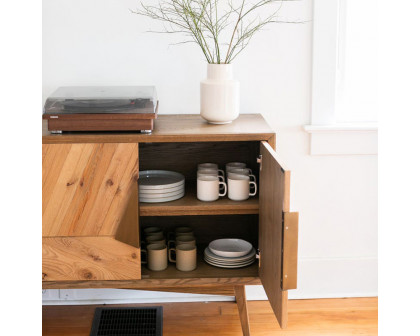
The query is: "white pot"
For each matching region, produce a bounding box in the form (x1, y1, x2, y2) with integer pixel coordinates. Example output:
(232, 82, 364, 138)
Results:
(200, 64, 240, 124)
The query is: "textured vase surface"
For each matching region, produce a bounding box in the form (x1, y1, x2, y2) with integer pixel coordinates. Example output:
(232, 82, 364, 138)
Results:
(200, 64, 240, 124)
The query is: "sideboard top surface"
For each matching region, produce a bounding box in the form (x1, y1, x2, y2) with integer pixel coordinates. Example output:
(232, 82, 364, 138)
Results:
(42, 114, 274, 144)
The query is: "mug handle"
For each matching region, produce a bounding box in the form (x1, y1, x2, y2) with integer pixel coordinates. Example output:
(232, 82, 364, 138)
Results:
(218, 169, 225, 178)
(249, 181, 257, 196)
(167, 239, 176, 249)
(141, 248, 147, 265)
(168, 247, 176, 263)
(249, 174, 256, 182)
(218, 175, 225, 183)
(246, 168, 253, 174)
(219, 181, 227, 197)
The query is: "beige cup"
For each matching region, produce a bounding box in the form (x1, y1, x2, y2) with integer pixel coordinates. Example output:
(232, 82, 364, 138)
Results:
(227, 173, 257, 201)
(144, 227, 164, 239)
(141, 243, 168, 271)
(168, 227, 194, 240)
(168, 235, 196, 248)
(145, 235, 166, 245)
(168, 243, 197, 271)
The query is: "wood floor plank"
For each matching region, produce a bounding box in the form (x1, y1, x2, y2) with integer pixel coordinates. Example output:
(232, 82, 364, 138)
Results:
(42, 298, 378, 336)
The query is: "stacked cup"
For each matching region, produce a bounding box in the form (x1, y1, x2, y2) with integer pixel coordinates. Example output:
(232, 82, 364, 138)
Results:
(167, 227, 197, 271)
(226, 162, 257, 201)
(141, 227, 168, 271)
(142, 226, 197, 272)
(196, 163, 227, 202)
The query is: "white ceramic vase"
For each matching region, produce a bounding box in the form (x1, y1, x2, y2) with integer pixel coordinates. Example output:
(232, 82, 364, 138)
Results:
(200, 64, 239, 124)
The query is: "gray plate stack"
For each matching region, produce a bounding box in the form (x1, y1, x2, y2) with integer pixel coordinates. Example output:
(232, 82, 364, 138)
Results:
(139, 170, 185, 203)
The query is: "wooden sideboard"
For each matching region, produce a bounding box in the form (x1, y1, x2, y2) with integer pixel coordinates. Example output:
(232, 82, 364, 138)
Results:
(42, 114, 299, 335)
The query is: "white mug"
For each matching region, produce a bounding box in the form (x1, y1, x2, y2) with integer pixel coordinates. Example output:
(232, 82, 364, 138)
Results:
(197, 163, 225, 177)
(228, 168, 256, 182)
(226, 162, 247, 173)
(197, 169, 225, 182)
(227, 174, 257, 201)
(197, 175, 227, 201)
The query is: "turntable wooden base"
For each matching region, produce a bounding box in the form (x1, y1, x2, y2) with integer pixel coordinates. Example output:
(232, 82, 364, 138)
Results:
(43, 102, 158, 133)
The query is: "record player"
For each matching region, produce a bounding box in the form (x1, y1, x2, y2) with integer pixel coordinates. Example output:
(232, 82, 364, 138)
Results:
(43, 86, 158, 133)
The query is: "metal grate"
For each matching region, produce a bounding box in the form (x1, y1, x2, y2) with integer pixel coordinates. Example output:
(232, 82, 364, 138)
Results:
(90, 307, 163, 336)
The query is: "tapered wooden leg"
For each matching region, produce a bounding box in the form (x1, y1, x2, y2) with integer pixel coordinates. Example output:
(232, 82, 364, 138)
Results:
(280, 290, 288, 328)
(234, 285, 251, 336)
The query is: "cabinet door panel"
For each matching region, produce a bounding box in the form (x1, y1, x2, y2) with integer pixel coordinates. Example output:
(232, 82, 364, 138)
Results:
(42, 143, 140, 282)
(258, 141, 290, 327)
(42, 237, 141, 281)
(42, 143, 138, 237)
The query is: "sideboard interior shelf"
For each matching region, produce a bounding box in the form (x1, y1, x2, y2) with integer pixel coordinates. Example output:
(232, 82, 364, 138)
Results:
(141, 257, 259, 280)
(139, 184, 259, 216)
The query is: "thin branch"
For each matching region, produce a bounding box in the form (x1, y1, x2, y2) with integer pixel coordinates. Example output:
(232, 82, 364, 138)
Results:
(133, 0, 304, 64)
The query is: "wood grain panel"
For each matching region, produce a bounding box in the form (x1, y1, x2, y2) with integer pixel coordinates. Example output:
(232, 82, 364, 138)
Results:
(258, 141, 288, 328)
(43, 277, 261, 289)
(124, 286, 235, 296)
(115, 183, 140, 248)
(282, 212, 299, 290)
(46, 118, 154, 132)
(42, 143, 138, 237)
(43, 114, 275, 144)
(42, 237, 140, 281)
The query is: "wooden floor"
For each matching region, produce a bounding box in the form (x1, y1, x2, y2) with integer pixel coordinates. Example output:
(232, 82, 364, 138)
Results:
(43, 297, 378, 336)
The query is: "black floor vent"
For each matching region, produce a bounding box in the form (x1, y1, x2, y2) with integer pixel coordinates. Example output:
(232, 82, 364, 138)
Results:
(90, 307, 163, 336)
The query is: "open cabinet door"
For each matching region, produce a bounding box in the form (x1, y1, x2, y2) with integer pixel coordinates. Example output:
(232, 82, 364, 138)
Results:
(42, 143, 140, 282)
(259, 141, 298, 328)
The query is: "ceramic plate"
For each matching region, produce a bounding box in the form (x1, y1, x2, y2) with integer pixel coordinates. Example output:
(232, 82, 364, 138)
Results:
(204, 256, 255, 265)
(139, 190, 185, 203)
(204, 258, 255, 268)
(139, 188, 185, 198)
(204, 255, 255, 265)
(204, 256, 255, 266)
(139, 184, 184, 194)
(139, 170, 185, 190)
(204, 247, 256, 261)
(209, 239, 253, 257)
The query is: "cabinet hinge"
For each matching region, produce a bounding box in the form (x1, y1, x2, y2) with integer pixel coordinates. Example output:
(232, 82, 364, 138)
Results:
(256, 248, 261, 267)
(257, 155, 262, 171)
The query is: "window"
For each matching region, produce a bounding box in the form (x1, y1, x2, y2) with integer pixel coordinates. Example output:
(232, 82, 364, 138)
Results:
(335, 0, 377, 123)
(305, 0, 377, 155)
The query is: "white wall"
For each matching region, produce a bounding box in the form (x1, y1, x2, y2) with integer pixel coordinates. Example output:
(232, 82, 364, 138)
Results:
(42, 0, 377, 304)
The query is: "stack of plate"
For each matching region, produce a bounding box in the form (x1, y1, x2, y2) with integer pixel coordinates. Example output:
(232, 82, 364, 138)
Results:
(139, 170, 185, 203)
(204, 239, 255, 268)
